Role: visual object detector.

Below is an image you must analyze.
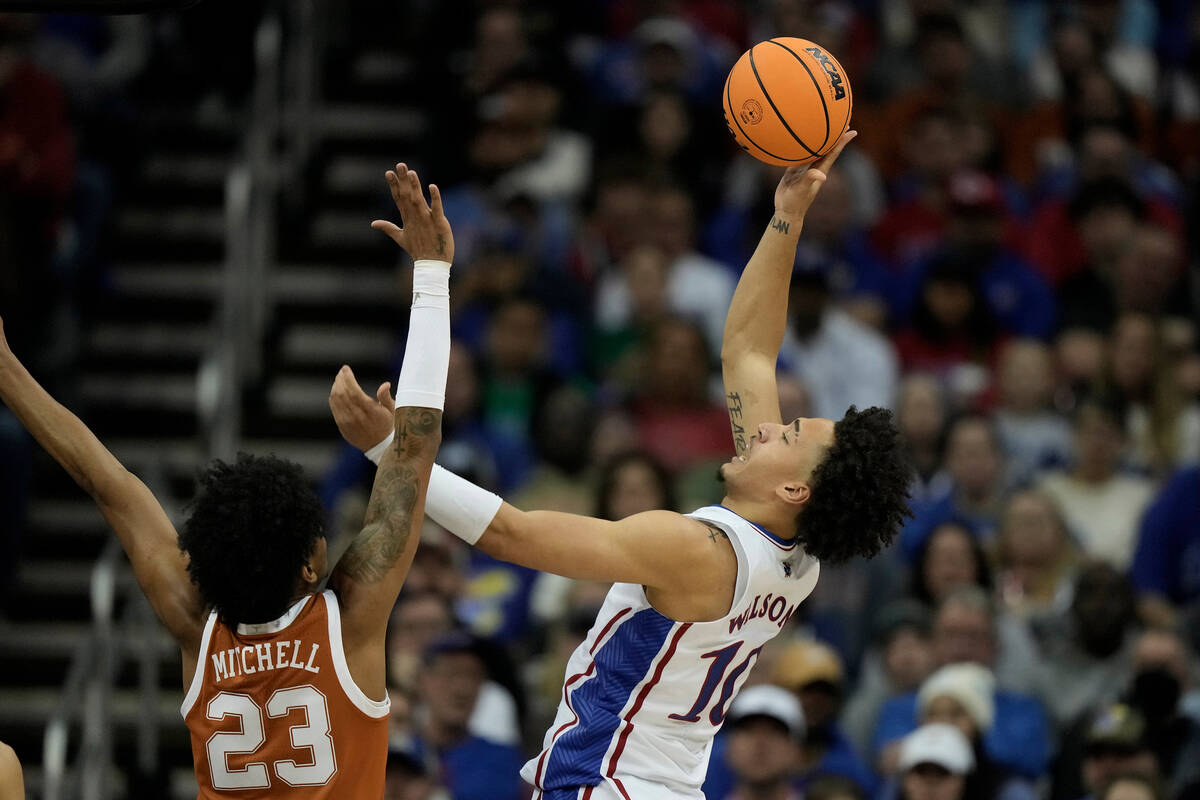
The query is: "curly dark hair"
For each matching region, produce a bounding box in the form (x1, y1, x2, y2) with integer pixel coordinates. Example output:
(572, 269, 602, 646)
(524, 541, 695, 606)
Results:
(179, 453, 325, 628)
(794, 406, 912, 564)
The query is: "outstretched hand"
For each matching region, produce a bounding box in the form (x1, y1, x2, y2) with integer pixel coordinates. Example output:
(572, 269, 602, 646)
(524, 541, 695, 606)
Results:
(774, 130, 857, 222)
(371, 162, 455, 263)
(329, 365, 396, 452)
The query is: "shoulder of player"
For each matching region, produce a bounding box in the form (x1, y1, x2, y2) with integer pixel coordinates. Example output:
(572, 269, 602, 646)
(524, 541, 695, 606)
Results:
(620, 511, 737, 582)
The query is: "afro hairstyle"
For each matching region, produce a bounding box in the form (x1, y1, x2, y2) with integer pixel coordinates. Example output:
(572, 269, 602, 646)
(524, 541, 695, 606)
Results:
(794, 406, 912, 564)
(179, 453, 325, 628)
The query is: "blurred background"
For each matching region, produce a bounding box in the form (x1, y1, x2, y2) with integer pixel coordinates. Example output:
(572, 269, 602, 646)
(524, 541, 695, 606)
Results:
(0, 0, 1197, 798)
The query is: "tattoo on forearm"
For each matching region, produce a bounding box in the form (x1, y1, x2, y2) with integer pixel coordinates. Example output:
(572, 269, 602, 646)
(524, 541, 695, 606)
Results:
(702, 522, 729, 544)
(727, 391, 747, 454)
(770, 216, 791, 235)
(337, 406, 442, 584)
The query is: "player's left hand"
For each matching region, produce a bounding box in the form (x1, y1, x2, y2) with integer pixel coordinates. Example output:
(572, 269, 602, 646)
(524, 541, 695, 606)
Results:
(774, 129, 856, 222)
(329, 365, 395, 452)
(370, 162, 455, 263)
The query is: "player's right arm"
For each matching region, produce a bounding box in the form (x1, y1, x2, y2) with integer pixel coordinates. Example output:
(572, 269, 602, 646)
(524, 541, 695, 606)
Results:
(0, 318, 205, 651)
(328, 163, 450, 699)
(720, 131, 856, 453)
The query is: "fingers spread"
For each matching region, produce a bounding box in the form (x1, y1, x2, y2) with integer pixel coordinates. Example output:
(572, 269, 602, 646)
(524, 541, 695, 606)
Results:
(429, 184, 444, 218)
(371, 220, 405, 244)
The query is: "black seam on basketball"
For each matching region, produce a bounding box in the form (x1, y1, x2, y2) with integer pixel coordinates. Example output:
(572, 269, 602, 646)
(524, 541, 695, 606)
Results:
(767, 39, 831, 153)
(748, 43, 821, 158)
(725, 58, 812, 162)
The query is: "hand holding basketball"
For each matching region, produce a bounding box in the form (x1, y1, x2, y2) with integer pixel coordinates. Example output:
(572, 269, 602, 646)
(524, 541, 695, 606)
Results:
(329, 364, 396, 451)
(723, 38, 853, 166)
(774, 130, 856, 221)
(371, 162, 455, 264)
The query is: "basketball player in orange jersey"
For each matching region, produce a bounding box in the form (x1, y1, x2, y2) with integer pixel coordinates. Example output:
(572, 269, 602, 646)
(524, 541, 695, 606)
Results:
(0, 163, 454, 798)
(334, 133, 913, 800)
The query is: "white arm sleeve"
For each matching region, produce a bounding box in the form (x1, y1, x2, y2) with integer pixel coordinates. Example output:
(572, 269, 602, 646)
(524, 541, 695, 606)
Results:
(363, 438, 500, 546)
(393, 259, 451, 410)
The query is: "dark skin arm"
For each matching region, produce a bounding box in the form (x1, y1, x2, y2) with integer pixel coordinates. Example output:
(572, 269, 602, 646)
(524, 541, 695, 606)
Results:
(328, 162, 451, 700)
(0, 317, 205, 680)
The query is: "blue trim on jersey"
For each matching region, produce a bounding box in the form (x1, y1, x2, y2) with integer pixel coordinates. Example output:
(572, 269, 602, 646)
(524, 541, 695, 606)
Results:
(715, 504, 795, 548)
(541, 609, 677, 789)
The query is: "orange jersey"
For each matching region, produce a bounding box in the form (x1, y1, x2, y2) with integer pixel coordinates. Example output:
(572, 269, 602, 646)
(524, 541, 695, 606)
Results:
(182, 590, 389, 798)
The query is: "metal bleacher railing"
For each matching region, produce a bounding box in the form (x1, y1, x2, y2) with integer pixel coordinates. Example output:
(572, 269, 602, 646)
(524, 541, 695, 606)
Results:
(42, 1, 297, 796)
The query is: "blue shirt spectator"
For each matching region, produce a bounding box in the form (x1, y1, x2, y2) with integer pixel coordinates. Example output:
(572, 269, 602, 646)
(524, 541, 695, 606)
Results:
(872, 689, 1051, 780)
(1129, 467, 1200, 605)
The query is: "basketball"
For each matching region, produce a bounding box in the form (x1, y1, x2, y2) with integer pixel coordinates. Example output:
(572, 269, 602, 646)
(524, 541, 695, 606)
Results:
(722, 37, 853, 166)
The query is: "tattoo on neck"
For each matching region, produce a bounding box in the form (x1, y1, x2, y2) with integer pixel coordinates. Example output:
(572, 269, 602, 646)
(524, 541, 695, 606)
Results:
(770, 217, 791, 235)
(336, 406, 442, 584)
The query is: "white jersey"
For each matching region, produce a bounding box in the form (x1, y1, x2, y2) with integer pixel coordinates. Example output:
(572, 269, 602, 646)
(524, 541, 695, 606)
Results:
(521, 504, 820, 799)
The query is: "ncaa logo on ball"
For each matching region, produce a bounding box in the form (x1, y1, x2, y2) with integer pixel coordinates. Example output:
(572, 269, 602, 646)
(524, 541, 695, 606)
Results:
(740, 99, 764, 125)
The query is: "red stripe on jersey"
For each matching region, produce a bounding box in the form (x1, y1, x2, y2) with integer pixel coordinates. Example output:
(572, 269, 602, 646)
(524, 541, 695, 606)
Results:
(533, 607, 632, 786)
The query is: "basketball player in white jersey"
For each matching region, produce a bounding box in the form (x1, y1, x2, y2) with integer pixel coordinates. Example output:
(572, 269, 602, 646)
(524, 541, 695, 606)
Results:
(332, 130, 911, 800)
(0, 163, 456, 798)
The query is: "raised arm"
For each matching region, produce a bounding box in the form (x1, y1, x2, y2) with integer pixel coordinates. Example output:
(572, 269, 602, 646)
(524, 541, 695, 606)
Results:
(328, 164, 451, 695)
(721, 131, 856, 454)
(0, 319, 204, 649)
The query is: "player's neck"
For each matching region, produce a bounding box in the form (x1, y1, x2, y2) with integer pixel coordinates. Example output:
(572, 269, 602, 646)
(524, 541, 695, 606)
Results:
(720, 496, 792, 541)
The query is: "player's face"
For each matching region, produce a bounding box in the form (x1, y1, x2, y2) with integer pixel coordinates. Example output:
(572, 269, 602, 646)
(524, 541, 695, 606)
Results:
(721, 417, 835, 502)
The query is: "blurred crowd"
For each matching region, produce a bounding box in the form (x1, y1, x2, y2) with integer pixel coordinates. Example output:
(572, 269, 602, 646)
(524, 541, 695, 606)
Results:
(341, 1, 1200, 799)
(2, 1, 1200, 799)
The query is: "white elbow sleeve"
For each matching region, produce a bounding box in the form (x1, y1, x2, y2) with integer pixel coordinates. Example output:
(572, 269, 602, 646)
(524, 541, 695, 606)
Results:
(425, 464, 502, 545)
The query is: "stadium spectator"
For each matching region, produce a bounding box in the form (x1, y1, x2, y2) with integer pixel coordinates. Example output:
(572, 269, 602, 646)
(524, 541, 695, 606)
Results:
(1096, 774, 1164, 800)
(883, 723, 975, 800)
(901, 414, 1008, 560)
(1052, 703, 1160, 800)
(1130, 467, 1200, 623)
(627, 316, 730, 472)
(913, 664, 1037, 800)
(1035, 563, 1139, 726)
(596, 184, 734, 355)
(992, 339, 1074, 481)
(873, 588, 1050, 779)
(1108, 313, 1200, 475)
(842, 601, 936, 762)
(708, 685, 807, 800)
(1037, 387, 1154, 568)
(411, 634, 524, 800)
(909, 521, 993, 608)
(893, 172, 1055, 341)
(777, 258, 899, 422)
(993, 489, 1079, 621)
(895, 373, 952, 508)
(771, 640, 877, 793)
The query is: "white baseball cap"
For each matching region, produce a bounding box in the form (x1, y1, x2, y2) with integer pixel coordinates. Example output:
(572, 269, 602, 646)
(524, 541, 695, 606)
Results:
(898, 723, 976, 775)
(727, 685, 806, 741)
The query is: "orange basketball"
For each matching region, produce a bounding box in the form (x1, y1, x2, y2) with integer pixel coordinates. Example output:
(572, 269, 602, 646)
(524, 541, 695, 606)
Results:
(722, 37, 853, 166)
